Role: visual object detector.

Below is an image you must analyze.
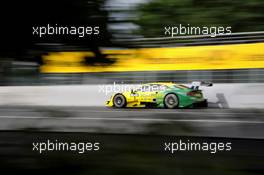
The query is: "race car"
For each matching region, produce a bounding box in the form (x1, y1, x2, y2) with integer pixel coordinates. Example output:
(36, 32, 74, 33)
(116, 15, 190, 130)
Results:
(106, 82, 212, 109)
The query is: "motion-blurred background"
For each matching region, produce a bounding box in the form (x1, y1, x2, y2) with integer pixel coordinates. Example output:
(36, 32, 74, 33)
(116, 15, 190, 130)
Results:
(0, 0, 264, 174)
(0, 0, 264, 86)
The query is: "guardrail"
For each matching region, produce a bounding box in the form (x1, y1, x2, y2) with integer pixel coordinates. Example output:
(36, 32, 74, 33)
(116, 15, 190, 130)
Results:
(115, 31, 264, 48)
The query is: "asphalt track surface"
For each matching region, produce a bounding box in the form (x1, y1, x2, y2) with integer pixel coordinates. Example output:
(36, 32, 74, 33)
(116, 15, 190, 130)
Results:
(1, 106, 264, 175)
(0, 106, 263, 138)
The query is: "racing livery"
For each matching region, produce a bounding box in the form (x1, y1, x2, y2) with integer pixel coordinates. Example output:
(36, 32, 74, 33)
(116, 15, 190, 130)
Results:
(106, 82, 212, 109)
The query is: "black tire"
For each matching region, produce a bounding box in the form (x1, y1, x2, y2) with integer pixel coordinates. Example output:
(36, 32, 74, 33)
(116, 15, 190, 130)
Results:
(113, 94, 127, 108)
(164, 94, 179, 109)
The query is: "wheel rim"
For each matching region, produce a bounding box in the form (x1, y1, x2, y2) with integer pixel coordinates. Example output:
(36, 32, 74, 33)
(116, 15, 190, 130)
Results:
(116, 97, 122, 105)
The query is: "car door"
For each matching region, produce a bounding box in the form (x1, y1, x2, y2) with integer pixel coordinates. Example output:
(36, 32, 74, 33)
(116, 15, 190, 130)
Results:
(139, 84, 159, 102)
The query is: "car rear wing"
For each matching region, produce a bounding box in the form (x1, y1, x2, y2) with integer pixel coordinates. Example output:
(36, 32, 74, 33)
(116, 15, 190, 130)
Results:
(190, 81, 213, 90)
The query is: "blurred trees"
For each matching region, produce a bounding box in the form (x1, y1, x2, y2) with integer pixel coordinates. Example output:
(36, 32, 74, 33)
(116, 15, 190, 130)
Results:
(0, 0, 112, 65)
(135, 0, 264, 37)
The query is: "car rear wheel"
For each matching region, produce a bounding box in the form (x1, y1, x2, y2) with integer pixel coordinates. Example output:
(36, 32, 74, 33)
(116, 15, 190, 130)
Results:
(164, 94, 179, 109)
(113, 94, 127, 108)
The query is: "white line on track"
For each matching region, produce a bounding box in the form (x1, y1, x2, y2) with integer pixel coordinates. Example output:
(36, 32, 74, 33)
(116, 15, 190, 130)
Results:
(0, 116, 263, 124)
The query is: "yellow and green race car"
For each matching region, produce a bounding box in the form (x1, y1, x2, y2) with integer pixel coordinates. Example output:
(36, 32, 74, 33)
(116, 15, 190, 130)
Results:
(106, 82, 212, 109)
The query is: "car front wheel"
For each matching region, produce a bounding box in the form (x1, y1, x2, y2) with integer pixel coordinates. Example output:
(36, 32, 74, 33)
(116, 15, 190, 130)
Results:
(113, 94, 127, 108)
